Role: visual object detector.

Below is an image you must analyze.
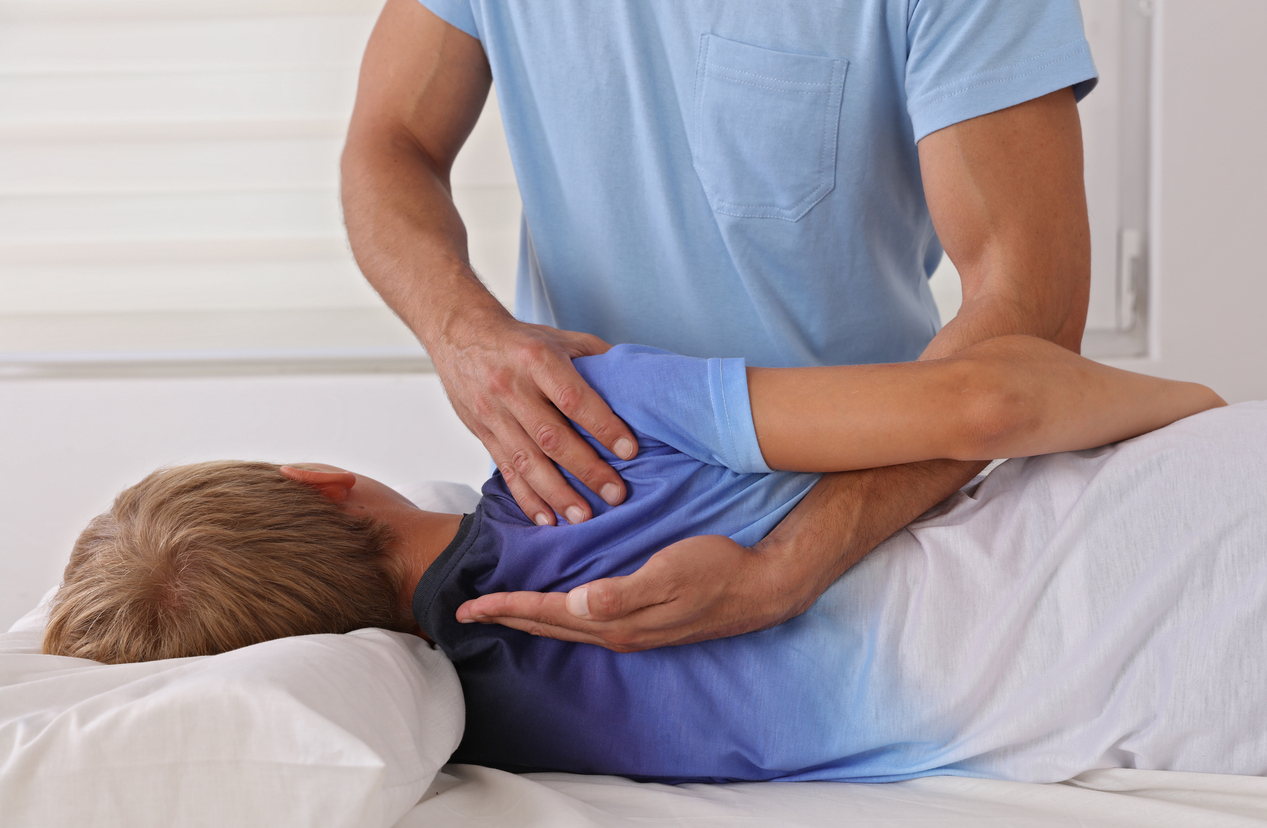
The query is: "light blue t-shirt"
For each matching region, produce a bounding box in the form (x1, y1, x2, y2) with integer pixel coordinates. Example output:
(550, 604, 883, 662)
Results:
(419, 0, 1097, 367)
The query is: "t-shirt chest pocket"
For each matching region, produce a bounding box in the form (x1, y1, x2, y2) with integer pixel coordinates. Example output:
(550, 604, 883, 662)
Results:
(691, 34, 848, 222)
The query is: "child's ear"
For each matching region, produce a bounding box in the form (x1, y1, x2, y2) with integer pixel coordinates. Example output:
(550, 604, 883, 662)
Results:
(279, 466, 357, 503)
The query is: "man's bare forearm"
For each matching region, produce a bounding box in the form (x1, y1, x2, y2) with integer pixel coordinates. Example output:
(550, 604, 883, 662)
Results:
(342, 125, 510, 348)
(341, 0, 505, 344)
(341, 2, 641, 524)
(753, 459, 981, 619)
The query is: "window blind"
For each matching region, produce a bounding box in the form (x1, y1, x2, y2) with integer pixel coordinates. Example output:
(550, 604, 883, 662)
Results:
(0, 0, 520, 376)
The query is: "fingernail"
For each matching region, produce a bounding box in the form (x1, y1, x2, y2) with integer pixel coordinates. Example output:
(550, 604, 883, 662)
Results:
(534, 512, 551, 527)
(600, 483, 621, 506)
(614, 437, 635, 460)
(459, 617, 475, 624)
(567, 585, 591, 619)
(565, 506, 585, 525)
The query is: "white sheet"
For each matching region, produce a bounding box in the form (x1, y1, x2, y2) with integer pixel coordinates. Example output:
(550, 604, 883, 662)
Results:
(400, 764, 1267, 827)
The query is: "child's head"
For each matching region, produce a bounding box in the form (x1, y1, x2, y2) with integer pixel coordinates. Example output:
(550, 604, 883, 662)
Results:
(43, 460, 416, 664)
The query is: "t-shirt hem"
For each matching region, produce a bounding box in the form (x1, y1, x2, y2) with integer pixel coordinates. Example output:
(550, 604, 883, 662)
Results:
(909, 39, 1098, 142)
(707, 357, 774, 474)
(417, 0, 480, 40)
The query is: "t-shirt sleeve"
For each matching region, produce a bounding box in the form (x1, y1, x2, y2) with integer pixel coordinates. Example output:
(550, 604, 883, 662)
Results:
(417, 0, 480, 40)
(905, 0, 1098, 142)
(573, 344, 773, 475)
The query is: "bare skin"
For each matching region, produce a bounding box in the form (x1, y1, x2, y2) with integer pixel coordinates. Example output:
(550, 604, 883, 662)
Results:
(747, 336, 1223, 473)
(342, 1, 1098, 650)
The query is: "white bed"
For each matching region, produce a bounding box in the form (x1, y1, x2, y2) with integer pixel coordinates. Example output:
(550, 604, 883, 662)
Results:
(5, 469, 1267, 828)
(408, 765, 1267, 827)
(7, 614, 1267, 828)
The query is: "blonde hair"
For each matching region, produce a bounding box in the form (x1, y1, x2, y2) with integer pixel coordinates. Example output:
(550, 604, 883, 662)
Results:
(44, 460, 414, 664)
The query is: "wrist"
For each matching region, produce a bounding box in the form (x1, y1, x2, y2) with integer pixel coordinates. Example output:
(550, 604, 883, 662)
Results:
(418, 267, 517, 355)
(751, 462, 985, 612)
(750, 501, 854, 618)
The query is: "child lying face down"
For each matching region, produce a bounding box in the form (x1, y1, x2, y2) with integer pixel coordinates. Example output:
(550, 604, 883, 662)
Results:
(45, 335, 1267, 783)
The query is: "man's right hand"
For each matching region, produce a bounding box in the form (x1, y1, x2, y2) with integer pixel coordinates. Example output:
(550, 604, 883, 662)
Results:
(429, 307, 638, 526)
(341, 0, 637, 524)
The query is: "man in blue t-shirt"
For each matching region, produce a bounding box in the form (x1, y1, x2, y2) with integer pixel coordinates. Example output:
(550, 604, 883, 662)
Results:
(341, 1, 1100, 651)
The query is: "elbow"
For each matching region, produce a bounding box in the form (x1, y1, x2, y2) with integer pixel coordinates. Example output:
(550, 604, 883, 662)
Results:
(948, 359, 1039, 461)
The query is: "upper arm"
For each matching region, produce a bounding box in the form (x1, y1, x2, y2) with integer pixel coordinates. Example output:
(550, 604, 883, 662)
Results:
(345, 0, 492, 179)
(917, 89, 1091, 351)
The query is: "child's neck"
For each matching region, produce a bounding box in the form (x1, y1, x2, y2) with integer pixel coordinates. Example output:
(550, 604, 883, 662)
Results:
(393, 510, 465, 630)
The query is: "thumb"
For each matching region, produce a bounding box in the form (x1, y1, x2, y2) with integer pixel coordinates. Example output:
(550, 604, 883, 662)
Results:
(566, 576, 643, 622)
(558, 330, 613, 358)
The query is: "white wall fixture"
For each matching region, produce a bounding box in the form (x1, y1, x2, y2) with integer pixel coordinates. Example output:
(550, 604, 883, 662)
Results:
(1079, 0, 1154, 358)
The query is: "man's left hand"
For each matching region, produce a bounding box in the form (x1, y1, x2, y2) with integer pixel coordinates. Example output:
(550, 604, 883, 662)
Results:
(454, 534, 803, 652)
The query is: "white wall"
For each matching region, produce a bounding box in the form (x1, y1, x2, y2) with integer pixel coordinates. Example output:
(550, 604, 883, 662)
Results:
(1097, 0, 1267, 404)
(0, 373, 489, 629)
(2, 0, 1265, 629)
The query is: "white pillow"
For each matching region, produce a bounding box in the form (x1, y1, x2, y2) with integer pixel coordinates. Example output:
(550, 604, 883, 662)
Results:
(0, 629, 463, 828)
(0, 480, 479, 828)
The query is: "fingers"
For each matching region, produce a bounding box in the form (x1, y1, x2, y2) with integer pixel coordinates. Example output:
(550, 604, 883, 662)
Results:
(463, 404, 567, 526)
(478, 614, 635, 651)
(505, 392, 626, 516)
(455, 578, 677, 652)
(455, 567, 681, 651)
(548, 327, 615, 359)
(536, 358, 639, 466)
(451, 535, 786, 652)
(460, 569, 665, 624)
(520, 335, 638, 482)
(435, 320, 637, 524)
(486, 362, 631, 522)
(527, 325, 640, 464)
(458, 590, 594, 625)
(493, 425, 595, 526)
